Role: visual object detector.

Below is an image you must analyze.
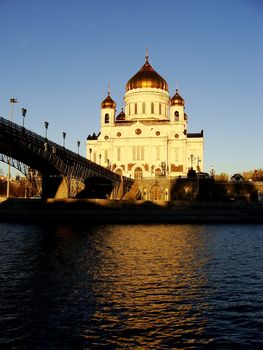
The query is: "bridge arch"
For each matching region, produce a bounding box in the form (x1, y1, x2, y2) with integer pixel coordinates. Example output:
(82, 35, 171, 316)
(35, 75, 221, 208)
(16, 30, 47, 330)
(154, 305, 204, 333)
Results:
(0, 117, 134, 198)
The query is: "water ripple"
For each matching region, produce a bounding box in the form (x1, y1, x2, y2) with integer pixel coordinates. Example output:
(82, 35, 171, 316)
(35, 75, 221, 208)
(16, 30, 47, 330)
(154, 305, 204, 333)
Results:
(0, 223, 263, 349)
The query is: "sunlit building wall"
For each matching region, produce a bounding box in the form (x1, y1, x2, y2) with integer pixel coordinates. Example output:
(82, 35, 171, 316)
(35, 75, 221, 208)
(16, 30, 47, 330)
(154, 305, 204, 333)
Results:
(87, 54, 204, 180)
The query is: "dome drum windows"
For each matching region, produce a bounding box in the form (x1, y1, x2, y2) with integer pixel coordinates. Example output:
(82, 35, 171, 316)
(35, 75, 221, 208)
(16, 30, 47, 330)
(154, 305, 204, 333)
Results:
(134, 103, 138, 115)
(125, 100, 168, 119)
(151, 102, 154, 114)
(142, 102, 146, 114)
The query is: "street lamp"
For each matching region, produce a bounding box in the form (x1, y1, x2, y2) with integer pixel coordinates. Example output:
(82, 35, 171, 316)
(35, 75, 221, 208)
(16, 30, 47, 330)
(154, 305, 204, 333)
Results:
(188, 154, 196, 169)
(77, 140, 80, 155)
(160, 161, 166, 176)
(210, 165, 215, 177)
(21, 108, 27, 128)
(44, 121, 49, 139)
(196, 156, 201, 172)
(7, 98, 18, 198)
(10, 98, 18, 122)
(107, 159, 111, 170)
(89, 148, 92, 161)
(62, 132, 66, 148)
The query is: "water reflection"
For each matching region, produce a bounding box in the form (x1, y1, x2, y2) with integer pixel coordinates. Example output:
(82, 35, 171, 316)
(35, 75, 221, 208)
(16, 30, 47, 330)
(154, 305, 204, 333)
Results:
(1, 223, 263, 349)
(78, 225, 212, 348)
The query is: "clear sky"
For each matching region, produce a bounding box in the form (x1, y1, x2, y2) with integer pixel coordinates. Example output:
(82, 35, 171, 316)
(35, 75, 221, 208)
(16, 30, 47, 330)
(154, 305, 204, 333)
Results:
(0, 0, 262, 175)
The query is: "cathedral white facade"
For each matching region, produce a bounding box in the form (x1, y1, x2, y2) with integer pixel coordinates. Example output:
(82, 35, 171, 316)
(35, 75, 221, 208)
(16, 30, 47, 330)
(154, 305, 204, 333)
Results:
(86, 54, 204, 180)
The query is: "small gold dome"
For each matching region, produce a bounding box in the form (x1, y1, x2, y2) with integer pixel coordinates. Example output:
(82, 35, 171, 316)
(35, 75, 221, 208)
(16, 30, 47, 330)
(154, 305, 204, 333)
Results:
(116, 108, 125, 121)
(126, 57, 168, 92)
(170, 89, 185, 106)
(101, 93, 116, 109)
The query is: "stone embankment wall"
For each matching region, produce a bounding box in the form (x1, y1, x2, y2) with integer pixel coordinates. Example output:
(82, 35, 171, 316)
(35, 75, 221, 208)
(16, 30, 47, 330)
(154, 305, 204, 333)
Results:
(0, 198, 262, 224)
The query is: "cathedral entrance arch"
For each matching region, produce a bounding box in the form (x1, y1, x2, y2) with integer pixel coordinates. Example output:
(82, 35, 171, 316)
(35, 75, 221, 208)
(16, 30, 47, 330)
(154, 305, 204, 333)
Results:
(149, 183, 163, 200)
(134, 167, 143, 180)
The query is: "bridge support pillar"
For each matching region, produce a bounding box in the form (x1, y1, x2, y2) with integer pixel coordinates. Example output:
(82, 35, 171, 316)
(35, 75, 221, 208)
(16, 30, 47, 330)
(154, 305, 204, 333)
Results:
(113, 177, 133, 199)
(42, 175, 70, 198)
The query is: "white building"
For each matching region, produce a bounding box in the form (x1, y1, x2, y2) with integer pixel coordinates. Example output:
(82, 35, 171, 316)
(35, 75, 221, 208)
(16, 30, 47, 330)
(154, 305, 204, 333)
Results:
(87, 53, 204, 180)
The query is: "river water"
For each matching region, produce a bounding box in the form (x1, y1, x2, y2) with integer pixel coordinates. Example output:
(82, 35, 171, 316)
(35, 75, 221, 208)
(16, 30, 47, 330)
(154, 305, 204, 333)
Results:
(0, 223, 263, 349)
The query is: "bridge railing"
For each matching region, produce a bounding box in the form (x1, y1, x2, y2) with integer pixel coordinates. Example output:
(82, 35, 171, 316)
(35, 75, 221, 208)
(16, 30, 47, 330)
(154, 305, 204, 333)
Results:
(0, 117, 133, 188)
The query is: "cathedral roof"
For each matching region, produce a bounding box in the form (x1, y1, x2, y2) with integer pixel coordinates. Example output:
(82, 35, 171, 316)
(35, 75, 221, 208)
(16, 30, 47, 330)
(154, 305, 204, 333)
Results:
(170, 89, 185, 106)
(126, 54, 168, 92)
(101, 93, 116, 109)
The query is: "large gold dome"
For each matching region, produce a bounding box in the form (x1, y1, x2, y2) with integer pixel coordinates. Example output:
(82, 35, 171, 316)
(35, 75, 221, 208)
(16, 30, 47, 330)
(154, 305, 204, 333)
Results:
(126, 57, 168, 92)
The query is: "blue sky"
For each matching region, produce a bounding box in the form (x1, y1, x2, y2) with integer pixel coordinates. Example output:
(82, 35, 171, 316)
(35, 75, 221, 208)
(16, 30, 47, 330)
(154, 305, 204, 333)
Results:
(0, 0, 262, 175)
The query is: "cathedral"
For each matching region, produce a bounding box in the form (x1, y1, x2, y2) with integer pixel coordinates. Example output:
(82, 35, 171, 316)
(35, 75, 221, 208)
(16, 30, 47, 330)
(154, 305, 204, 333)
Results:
(86, 53, 204, 191)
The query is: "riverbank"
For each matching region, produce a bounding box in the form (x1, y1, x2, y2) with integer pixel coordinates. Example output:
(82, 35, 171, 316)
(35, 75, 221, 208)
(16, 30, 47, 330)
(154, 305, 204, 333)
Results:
(0, 198, 263, 224)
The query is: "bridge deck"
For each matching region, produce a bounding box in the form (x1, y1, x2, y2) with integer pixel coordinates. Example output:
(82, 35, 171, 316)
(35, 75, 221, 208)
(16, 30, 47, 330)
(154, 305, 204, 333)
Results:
(0, 117, 133, 189)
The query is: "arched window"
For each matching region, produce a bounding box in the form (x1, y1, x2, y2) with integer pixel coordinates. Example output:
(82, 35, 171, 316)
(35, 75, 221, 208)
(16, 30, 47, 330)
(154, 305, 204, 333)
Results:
(174, 111, 179, 122)
(151, 102, 154, 114)
(134, 103, 137, 115)
(134, 167, 143, 180)
(117, 147, 121, 161)
(142, 102, 146, 114)
(155, 168, 162, 177)
(115, 168, 123, 176)
(104, 149, 108, 163)
(159, 102, 162, 115)
(105, 113, 109, 123)
(156, 146, 161, 160)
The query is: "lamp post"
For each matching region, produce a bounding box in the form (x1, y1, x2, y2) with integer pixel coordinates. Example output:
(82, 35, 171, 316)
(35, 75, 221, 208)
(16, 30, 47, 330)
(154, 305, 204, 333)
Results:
(77, 140, 80, 155)
(210, 165, 215, 177)
(7, 98, 18, 198)
(44, 121, 49, 139)
(62, 132, 66, 148)
(160, 161, 166, 176)
(10, 98, 18, 122)
(107, 158, 111, 170)
(21, 108, 27, 128)
(188, 154, 196, 169)
(196, 156, 201, 172)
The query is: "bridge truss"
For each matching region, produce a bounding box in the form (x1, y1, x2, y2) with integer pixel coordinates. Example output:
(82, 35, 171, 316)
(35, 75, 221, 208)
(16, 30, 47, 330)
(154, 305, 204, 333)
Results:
(0, 117, 133, 198)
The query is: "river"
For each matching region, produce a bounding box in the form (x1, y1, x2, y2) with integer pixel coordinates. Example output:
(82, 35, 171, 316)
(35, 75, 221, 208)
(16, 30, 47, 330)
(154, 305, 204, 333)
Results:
(0, 223, 263, 349)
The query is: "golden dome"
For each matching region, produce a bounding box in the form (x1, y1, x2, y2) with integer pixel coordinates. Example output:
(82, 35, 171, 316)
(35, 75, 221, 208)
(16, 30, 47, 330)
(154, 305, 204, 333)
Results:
(170, 89, 185, 106)
(116, 108, 125, 121)
(101, 93, 116, 109)
(126, 56, 168, 92)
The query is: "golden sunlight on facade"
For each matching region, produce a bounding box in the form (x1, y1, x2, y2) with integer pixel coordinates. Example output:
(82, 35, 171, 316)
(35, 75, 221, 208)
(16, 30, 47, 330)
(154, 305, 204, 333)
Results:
(86, 53, 204, 184)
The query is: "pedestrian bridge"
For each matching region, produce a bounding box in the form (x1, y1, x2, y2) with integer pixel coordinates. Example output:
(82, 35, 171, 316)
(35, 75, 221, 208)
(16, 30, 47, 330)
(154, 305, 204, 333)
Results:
(0, 117, 133, 198)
